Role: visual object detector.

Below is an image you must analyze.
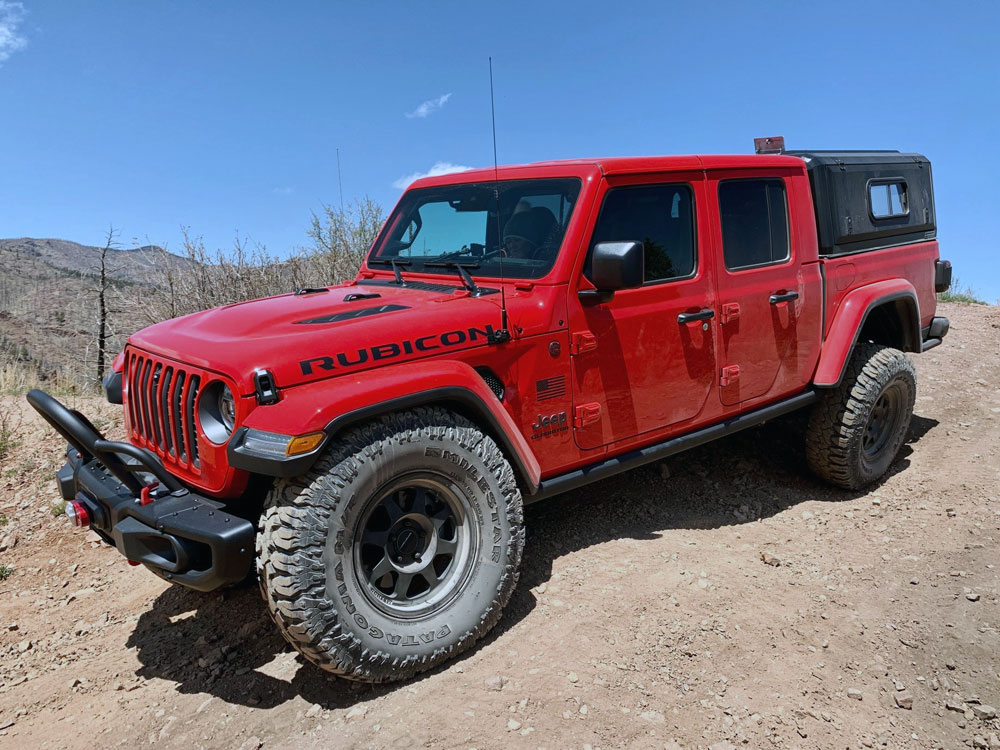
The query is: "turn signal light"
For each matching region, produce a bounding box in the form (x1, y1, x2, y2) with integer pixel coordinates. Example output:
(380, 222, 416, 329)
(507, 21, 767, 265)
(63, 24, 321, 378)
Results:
(65, 500, 91, 528)
(286, 432, 325, 456)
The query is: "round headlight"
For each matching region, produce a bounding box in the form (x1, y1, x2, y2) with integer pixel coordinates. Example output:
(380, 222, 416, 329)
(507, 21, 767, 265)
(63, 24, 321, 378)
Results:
(219, 386, 236, 432)
(198, 381, 237, 444)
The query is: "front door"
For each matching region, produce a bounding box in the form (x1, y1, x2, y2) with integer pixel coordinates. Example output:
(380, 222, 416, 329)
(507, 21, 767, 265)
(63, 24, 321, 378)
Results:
(571, 174, 717, 450)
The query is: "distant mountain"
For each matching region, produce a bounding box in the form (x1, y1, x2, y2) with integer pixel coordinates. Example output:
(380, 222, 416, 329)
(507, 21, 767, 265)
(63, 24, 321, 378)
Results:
(0, 237, 206, 390)
(0, 237, 198, 285)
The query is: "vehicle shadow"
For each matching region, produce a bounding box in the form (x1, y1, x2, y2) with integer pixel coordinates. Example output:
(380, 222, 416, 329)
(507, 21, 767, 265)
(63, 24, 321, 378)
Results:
(126, 411, 939, 710)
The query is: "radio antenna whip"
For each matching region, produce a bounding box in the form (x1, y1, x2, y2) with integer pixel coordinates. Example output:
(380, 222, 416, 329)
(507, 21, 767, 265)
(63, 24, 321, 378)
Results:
(489, 57, 511, 344)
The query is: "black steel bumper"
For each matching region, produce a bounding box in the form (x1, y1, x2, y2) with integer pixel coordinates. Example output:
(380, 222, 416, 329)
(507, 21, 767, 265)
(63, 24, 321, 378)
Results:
(27, 389, 255, 592)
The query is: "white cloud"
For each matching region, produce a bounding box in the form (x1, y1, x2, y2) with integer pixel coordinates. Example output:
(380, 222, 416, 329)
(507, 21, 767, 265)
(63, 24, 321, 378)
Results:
(0, 1, 26, 65)
(392, 161, 473, 190)
(271, 186, 294, 195)
(405, 92, 452, 119)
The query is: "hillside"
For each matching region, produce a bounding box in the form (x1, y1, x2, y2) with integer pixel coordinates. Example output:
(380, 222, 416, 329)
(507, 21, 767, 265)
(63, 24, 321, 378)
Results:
(0, 238, 197, 391)
(0, 238, 197, 285)
(0, 237, 317, 392)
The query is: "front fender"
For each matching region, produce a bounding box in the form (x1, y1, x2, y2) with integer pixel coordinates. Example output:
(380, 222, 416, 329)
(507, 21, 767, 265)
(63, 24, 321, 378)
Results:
(229, 359, 541, 492)
(813, 279, 920, 387)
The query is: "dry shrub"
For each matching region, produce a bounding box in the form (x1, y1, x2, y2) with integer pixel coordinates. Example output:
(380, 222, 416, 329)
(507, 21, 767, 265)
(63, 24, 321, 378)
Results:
(0, 405, 23, 473)
(3, 196, 383, 395)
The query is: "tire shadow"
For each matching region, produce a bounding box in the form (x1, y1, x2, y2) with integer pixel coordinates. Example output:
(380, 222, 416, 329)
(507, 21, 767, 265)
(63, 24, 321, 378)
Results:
(126, 411, 939, 709)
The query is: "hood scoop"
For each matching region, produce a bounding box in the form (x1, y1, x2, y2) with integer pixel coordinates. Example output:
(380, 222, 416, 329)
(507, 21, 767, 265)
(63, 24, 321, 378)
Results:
(295, 303, 409, 325)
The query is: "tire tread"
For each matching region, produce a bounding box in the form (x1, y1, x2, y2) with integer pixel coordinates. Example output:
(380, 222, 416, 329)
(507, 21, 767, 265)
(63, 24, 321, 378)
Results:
(806, 343, 916, 490)
(256, 407, 523, 682)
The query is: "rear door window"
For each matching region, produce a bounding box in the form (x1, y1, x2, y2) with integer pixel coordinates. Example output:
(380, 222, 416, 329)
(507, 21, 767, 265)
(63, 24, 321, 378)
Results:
(718, 179, 789, 270)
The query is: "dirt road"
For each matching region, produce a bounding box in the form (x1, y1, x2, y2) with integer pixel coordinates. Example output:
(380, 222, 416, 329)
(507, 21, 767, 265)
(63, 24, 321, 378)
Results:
(1, 301, 998, 749)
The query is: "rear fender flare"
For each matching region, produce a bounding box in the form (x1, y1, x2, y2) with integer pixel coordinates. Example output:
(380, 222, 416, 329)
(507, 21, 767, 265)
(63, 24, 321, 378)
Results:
(813, 279, 920, 387)
(234, 360, 541, 492)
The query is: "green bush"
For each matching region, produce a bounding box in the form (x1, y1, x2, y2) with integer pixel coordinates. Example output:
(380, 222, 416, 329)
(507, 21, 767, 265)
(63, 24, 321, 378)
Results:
(938, 276, 986, 305)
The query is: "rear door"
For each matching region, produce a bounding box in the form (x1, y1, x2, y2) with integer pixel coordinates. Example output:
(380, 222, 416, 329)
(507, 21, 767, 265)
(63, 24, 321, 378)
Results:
(570, 173, 717, 449)
(707, 170, 804, 405)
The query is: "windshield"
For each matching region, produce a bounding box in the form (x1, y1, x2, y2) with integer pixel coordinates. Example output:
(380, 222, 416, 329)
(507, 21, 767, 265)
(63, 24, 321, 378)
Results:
(369, 178, 582, 280)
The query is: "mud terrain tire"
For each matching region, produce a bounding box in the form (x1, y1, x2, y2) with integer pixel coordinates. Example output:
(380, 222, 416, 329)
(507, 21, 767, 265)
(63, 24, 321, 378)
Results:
(256, 408, 524, 682)
(807, 343, 916, 490)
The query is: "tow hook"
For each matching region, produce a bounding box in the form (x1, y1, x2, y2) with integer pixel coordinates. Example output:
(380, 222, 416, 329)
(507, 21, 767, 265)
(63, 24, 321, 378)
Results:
(139, 482, 160, 506)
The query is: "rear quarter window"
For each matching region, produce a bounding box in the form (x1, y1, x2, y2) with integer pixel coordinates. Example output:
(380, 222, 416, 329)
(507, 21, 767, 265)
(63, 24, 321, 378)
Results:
(869, 180, 908, 219)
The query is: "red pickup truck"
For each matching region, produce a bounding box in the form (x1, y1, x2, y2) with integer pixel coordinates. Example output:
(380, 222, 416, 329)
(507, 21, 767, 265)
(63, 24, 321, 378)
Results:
(30, 141, 951, 682)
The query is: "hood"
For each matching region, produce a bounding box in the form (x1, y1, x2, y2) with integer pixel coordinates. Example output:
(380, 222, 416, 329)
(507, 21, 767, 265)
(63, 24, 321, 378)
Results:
(128, 280, 506, 394)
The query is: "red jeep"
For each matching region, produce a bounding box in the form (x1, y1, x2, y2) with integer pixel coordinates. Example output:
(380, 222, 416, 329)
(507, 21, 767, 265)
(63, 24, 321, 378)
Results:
(30, 141, 951, 682)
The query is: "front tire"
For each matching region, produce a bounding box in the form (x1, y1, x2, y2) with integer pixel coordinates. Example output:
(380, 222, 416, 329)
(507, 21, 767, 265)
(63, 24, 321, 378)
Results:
(256, 408, 524, 682)
(806, 343, 916, 490)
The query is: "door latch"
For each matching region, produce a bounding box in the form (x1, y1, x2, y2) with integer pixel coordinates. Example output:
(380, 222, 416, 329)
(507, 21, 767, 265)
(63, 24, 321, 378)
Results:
(720, 365, 740, 387)
(574, 402, 602, 428)
(571, 331, 598, 355)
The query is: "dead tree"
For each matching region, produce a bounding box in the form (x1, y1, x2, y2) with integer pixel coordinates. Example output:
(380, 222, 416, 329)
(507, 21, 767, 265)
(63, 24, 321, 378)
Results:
(95, 225, 120, 387)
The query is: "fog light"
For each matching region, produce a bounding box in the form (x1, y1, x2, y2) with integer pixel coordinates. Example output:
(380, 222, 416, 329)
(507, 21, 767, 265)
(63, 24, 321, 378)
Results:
(65, 500, 91, 528)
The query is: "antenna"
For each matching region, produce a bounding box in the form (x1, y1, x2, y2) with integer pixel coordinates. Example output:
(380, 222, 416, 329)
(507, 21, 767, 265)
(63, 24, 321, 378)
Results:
(336, 147, 345, 213)
(489, 57, 511, 344)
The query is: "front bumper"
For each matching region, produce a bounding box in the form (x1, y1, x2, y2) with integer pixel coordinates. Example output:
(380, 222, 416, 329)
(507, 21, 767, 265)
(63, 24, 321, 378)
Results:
(28, 390, 255, 592)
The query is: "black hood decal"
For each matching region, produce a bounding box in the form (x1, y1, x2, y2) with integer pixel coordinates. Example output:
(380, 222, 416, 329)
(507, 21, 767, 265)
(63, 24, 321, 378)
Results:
(296, 303, 410, 325)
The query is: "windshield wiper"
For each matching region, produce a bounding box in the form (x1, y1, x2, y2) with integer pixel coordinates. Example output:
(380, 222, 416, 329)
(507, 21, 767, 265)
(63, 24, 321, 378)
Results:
(369, 257, 411, 285)
(424, 261, 481, 295)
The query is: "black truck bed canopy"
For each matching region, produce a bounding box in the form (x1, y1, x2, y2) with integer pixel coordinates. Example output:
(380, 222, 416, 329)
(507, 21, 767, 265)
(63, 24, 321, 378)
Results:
(786, 150, 936, 257)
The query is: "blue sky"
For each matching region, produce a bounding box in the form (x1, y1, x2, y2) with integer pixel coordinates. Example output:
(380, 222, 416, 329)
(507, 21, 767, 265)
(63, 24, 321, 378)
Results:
(1, 1, 997, 301)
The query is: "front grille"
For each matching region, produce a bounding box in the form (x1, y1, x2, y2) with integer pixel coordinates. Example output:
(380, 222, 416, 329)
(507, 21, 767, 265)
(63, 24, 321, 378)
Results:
(126, 350, 201, 471)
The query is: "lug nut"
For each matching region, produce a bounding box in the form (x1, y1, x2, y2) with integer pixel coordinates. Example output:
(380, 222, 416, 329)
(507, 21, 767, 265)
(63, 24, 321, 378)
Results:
(414, 552, 422, 562)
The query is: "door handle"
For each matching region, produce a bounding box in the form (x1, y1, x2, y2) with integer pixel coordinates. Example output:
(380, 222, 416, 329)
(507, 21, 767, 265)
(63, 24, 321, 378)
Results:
(677, 308, 715, 324)
(769, 291, 799, 304)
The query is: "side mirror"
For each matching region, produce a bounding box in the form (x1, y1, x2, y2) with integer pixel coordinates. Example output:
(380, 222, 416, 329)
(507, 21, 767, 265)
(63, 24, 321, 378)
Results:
(582, 241, 644, 303)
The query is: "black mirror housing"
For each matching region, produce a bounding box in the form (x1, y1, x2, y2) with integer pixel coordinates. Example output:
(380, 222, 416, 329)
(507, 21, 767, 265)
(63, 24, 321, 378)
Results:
(591, 241, 644, 292)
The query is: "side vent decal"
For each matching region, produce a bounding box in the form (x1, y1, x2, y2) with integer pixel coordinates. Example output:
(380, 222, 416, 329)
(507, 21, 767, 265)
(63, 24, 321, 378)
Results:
(475, 368, 505, 401)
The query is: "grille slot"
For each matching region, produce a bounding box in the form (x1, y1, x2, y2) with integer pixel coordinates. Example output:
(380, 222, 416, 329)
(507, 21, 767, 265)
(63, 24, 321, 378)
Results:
(186, 375, 201, 468)
(172, 370, 186, 462)
(126, 352, 201, 471)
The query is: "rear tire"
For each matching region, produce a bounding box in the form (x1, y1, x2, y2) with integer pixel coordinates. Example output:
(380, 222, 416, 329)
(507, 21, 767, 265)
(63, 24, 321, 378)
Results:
(806, 343, 916, 490)
(256, 407, 524, 682)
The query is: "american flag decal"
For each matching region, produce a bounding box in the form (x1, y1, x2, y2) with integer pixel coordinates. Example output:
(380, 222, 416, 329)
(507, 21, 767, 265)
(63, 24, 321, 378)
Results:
(536, 375, 566, 401)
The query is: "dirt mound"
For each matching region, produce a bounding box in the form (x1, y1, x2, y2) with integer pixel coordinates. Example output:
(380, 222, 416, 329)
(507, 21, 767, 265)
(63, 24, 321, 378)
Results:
(1, 301, 997, 749)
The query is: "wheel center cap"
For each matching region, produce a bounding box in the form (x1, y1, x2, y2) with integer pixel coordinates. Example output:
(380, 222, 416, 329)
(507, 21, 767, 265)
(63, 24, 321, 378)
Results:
(394, 527, 419, 557)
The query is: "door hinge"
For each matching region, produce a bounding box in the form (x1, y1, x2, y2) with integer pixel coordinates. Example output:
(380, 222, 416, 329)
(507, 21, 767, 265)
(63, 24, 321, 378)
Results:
(574, 402, 602, 428)
(571, 331, 598, 355)
(720, 365, 740, 387)
(721, 302, 740, 324)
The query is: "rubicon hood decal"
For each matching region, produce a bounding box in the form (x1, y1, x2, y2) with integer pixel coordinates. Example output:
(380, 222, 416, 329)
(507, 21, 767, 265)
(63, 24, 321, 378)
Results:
(300, 323, 497, 375)
(126, 280, 511, 393)
(296, 303, 410, 325)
